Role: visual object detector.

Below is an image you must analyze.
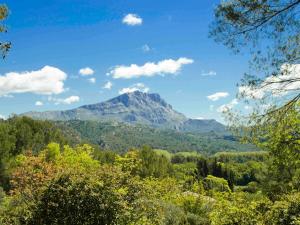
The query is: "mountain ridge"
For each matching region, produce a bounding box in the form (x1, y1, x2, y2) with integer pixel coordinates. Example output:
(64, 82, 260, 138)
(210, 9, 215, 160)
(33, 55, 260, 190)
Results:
(22, 91, 226, 133)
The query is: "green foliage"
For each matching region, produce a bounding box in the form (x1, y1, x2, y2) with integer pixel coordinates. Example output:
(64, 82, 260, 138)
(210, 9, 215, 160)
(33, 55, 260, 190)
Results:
(44, 142, 60, 162)
(0, 4, 10, 58)
(28, 173, 128, 225)
(138, 146, 173, 178)
(210, 0, 300, 91)
(203, 175, 231, 193)
(209, 192, 270, 225)
(264, 192, 300, 225)
(214, 151, 268, 163)
(57, 120, 255, 154)
(0, 113, 298, 225)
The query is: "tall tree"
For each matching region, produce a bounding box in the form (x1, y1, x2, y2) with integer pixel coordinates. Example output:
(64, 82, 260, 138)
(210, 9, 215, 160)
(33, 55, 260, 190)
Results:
(210, 1, 300, 186)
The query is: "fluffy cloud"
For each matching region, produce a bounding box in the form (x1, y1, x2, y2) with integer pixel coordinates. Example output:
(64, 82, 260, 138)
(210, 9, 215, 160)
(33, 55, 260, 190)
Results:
(122, 14, 143, 26)
(48, 95, 80, 105)
(207, 92, 229, 101)
(88, 78, 96, 84)
(239, 63, 300, 99)
(201, 70, 217, 76)
(79, 67, 94, 76)
(0, 114, 6, 120)
(109, 57, 194, 79)
(0, 66, 67, 96)
(119, 83, 149, 94)
(103, 81, 113, 90)
(217, 99, 238, 113)
(35, 101, 43, 106)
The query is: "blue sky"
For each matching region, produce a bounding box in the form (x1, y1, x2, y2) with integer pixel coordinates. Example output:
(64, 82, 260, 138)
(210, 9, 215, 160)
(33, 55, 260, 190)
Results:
(0, 0, 251, 121)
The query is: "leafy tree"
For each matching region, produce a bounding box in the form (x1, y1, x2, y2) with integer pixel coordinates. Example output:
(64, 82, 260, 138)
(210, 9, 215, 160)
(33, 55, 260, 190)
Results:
(28, 174, 127, 225)
(209, 192, 270, 225)
(210, 0, 300, 107)
(138, 146, 173, 178)
(264, 192, 300, 225)
(203, 175, 231, 193)
(0, 4, 10, 58)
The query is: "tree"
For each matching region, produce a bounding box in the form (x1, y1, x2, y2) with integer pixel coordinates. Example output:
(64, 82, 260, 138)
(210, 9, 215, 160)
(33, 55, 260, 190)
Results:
(28, 174, 126, 225)
(210, 0, 300, 112)
(0, 5, 10, 58)
(210, 0, 300, 194)
(264, 192, 300, 225)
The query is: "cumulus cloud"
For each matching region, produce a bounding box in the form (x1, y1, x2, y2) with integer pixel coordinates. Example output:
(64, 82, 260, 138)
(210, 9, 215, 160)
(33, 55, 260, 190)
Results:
(201, 70, 217, 76)
(207, 92, 229, 101)
(103, 81, 113, 90)
(217, 99, 238, 113)
(119, 83, 149, 94)
(122, 14, 143, 26)
(0, 114, 6, 120)
(35, 101, 43, 106)
(109, 57, 194, 79)
(79, 67, 94, 76)
(239, 64, 300, 99)
(48, 96, 80, 105)
(88, 78, 96, 84)
(0, 66, 67, 96)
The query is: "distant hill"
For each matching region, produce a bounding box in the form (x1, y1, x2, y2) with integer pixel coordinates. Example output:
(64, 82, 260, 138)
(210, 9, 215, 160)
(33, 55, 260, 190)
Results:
(55, 120, 256, 154)
(22, 91, 227, 133)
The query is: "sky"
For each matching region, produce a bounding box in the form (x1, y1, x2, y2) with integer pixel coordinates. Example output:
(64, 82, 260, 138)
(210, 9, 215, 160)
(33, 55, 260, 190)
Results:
(0, 0, 252, 122)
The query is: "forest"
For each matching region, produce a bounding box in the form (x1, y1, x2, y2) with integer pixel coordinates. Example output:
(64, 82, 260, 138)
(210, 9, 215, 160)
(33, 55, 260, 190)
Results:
(0, 116, 299, 224)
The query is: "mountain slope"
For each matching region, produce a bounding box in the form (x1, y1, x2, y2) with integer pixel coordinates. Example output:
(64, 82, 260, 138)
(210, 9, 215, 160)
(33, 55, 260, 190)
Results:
(22, 91, 226, 133)
(56, 120, 255, 154)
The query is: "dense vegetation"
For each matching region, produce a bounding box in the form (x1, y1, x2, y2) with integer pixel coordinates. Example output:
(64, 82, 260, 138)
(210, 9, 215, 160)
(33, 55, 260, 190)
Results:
(0, 140, 299, 224)
(56, 120, 255, 154)
(0, 116, 299, 224)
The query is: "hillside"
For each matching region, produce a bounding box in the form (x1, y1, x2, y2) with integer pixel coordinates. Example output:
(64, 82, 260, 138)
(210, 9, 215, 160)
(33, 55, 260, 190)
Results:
(57, 120, 256, 154)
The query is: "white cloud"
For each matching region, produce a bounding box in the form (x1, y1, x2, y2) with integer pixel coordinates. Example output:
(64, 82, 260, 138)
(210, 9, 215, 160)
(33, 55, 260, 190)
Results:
(142, 44, 151, 52)
(122, 14, 143, 26)
(201, 70, 217, 76)
(195, 117, 205, 120)
(103, 81, 113, 90)
(1, 94, 13, 98)
(239, 63, 300, 99)
(35, 101, 43, 106)
(79, 67, 94, 76)
(119, 83, 149, 94)
(109, 57, 194, 79)
(88, 78, 96, 84)
(48, 95, 80, 105)
(207, 92, 229, 101)
(0, 114, 6, 120)
(0, 66, 67, 96)
(217, 99, 238, 113)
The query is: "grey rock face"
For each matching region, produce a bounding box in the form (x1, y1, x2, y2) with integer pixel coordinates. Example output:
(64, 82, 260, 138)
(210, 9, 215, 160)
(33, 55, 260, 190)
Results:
(22, 91, 225, 132)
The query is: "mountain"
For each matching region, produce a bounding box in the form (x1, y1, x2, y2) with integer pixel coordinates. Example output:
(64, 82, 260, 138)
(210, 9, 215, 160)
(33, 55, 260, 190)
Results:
(22, 91, 226, 133)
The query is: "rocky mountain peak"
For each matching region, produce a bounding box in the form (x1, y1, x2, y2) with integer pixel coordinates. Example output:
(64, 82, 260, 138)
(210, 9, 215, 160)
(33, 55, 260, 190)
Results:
(111, 91, 170, 108)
